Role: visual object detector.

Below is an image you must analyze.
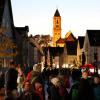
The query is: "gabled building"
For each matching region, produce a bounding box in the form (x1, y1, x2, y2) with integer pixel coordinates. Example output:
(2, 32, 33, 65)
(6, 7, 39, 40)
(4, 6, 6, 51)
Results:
(55, 31, 76, 47)
(63, 41, 77, 67)
(0, 0, 14, 37)
(83, 30, 100, 66)
(65, 31, 76, 42)
(0, 0, 16, 67)
(63, 32, 77, 68)
(0, 0, 29, 67)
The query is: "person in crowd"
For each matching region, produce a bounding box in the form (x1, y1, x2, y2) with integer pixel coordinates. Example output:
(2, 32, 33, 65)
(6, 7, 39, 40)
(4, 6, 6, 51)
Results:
(0, 71, 5, 100)
(59, 78, 69, 100)
(48, 76, 69, 100)
(58, 72, 70, 100)
(5, 60, 18, 100)
(93, 74, 100, 100)
(49, 77, 61, 100)
(17, 64, 25, 95)
(26, 63, 43, 85)
(42, 71, 49, 100)
(69, 69, 81, 100)
(0, 71, 5, 90)
(23, 64, 30, 77)
(33, 80, 45, 100)
(19, 80, 35, 100)
(59, 68, 71, 89)
(78, 68, 94, 100)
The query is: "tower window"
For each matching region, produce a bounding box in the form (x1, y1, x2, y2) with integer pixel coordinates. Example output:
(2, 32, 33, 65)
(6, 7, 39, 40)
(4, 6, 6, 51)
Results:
(56, 25, 59, 28)
(57, 20, 58, 24)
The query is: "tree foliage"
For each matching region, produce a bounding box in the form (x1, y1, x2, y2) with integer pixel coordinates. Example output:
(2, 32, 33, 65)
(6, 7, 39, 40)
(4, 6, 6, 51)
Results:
(0, 33, 17, 57)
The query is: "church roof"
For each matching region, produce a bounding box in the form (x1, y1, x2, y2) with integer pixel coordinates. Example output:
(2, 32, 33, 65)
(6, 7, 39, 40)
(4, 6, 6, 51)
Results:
(54, 9, 60, 17)
(65, 31, 72, 38)
(87, 30, 100, 46)
(0, 0, 14, 26)
(78, 36, 85, 49)
(65, 31, 77, 42)
(56, 38, 65, 43)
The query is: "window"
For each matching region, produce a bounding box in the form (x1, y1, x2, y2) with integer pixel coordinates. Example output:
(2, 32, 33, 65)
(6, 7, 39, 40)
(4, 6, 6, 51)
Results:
(56, 25, 59, 28)
(57, 20, 58, 24)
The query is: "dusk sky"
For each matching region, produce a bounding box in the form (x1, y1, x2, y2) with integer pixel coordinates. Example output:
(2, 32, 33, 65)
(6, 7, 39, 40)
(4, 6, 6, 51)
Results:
(11, 0, 100, 37)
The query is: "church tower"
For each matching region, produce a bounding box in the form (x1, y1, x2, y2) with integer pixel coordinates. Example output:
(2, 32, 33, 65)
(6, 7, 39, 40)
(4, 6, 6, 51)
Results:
(53, 9, 61, 47)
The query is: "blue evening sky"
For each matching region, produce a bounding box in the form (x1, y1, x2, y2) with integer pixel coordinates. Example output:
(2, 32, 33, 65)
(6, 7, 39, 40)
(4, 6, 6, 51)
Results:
(11, 0, 100, 37)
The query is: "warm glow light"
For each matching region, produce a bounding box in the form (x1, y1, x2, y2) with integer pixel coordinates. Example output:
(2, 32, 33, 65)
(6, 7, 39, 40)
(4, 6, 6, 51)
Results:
(56, 64, 59, 68)
(62, 64, 70, 68)
(62, 64, 66, 68)
(98, 69, 100, 74)
(66, 64, 69, 68)
(53, 63, 55, 68)
(89, 68, 94, 73)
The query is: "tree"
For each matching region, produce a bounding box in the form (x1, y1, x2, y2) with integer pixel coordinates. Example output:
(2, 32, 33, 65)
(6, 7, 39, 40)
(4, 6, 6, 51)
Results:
(0, 27, 17, 57)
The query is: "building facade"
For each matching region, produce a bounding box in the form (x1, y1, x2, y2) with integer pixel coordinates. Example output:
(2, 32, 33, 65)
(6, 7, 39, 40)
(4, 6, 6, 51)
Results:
(53, 9, 61, 47)
(83, 30, 100, 65)
(0, 0, 29, 67)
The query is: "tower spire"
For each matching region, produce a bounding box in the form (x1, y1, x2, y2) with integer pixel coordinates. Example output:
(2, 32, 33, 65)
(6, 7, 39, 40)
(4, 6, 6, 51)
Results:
(53, 9, 61, 47)
(54, 9, 60, 17)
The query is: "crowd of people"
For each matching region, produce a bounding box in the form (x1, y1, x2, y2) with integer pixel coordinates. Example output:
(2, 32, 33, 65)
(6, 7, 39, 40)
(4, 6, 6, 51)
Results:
(0, 61, 100, 100)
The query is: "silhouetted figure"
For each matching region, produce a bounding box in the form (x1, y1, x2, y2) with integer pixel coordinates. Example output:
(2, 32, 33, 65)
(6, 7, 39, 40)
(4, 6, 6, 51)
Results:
(93, 74, 100, 100)
(78, 69, 94, 100)
(0, 71, 5, 89)
(5, 61, 18, 100)
(69, 69, 81, 100)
